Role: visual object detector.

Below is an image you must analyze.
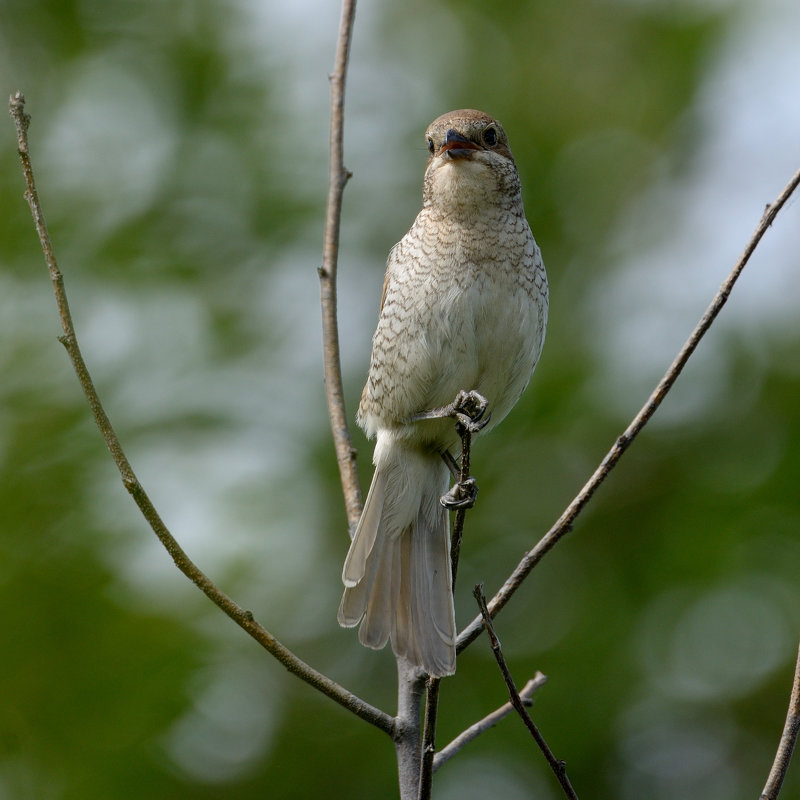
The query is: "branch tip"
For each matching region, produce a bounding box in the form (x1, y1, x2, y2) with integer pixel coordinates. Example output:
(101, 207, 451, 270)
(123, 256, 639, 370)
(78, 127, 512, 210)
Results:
(474, 587, 579, 799)
(434, 672, 548, 772)
(760, 637, 800, 799)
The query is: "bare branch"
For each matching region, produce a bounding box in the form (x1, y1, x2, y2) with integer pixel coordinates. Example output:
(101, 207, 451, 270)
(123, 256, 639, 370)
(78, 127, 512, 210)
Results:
(418, 677, 441, 800)
(457, 165, 800, 653)
(474, 585, 579, 800)
(434, 673, 547, 772)
(448, 396, 482, 585)
(760, 638, 800, 799)
(395, 660, 426, 800)
(320, 0, 362, 531)
(9, 90, 393, 737)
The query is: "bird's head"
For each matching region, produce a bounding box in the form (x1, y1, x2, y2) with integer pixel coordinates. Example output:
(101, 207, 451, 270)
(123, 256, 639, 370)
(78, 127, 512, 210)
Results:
(422, 109, 521, 213)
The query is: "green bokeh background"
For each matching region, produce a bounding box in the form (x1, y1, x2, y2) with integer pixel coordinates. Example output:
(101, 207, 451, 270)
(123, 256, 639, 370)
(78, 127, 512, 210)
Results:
(2, 1, 799, 798)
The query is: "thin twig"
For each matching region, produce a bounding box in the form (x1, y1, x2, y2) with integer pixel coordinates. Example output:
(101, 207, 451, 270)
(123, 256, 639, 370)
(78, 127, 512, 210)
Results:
(449, 420, 473, 587)
(418, 677, 441, 800)
(760, 637, 800, 799)
(434, 673, 548, 772)
(419, 411, 478, 799)
(457, 165, 800, 653)
(320, 0, 362, 532)
(474, 585, 579, 800)
(9, 90, 394, 737)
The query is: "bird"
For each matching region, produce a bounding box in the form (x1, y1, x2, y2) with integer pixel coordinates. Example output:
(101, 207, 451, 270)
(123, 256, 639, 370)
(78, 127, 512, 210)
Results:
(337, 109, 548, 677)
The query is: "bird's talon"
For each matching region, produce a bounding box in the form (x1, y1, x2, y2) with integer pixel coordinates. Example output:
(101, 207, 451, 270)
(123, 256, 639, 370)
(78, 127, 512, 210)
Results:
(455, 410, 492, 435)
(440, 477, 479, 509)
(412, 390, 490, 429)
(452, 390, 488, 424)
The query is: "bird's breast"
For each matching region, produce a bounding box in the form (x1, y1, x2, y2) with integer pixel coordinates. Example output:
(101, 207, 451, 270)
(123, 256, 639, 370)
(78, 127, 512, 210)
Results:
(358, 210, 547, 447)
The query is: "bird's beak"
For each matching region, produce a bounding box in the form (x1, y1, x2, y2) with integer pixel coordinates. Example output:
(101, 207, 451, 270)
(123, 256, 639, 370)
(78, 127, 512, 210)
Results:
(438, 129, 480, 160)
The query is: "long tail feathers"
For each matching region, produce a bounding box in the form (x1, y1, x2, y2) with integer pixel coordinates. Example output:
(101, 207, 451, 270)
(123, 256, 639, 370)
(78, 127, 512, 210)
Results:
(337, 441, 456, 677)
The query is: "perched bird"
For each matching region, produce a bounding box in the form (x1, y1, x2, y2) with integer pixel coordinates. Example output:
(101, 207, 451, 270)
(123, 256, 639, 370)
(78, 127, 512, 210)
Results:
(338, 109, 548, 677)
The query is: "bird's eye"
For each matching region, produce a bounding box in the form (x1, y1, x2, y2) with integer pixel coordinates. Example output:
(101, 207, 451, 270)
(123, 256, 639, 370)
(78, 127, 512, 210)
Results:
(482, 126, 498, 147)
(426, 136, 435, 154)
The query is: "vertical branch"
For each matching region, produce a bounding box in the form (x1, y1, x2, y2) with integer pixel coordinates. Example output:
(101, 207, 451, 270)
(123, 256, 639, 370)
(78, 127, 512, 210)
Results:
(395, 660, 426, 800)
(760, 638, 800, 800)
(320, 0, 362, 531)
(418, 677, 441, 800)
(318, 5, 431, 797)
(317, 5, 430, 795)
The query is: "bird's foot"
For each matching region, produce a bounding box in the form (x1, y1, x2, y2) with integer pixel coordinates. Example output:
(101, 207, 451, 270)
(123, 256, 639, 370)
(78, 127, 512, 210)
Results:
(452, 390, 491, 435)
(414, 390, 491, 434)
(440, 476, 478, 510)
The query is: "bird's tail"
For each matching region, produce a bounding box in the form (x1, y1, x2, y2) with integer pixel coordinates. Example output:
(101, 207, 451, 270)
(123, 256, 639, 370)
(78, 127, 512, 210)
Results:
(337, 434, 456, 677)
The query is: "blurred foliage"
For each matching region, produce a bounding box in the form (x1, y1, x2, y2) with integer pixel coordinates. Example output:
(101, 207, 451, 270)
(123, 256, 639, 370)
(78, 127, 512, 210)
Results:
(2, 0, 799, 799)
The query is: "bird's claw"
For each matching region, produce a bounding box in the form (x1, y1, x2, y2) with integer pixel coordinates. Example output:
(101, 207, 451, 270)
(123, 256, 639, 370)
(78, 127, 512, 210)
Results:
(452, 390, 488, 424)
(440, 477, 478, 510)
(455, 409, 492, 435)
(413, 390, 490, 433)
(452, 390, 491, 434)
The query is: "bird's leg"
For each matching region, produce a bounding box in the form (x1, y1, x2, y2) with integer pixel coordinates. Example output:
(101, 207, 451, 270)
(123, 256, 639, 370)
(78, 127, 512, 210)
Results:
(440, 447, 478, 507)
(440, 474, 478, 510)
(440, 449, 461, 480)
